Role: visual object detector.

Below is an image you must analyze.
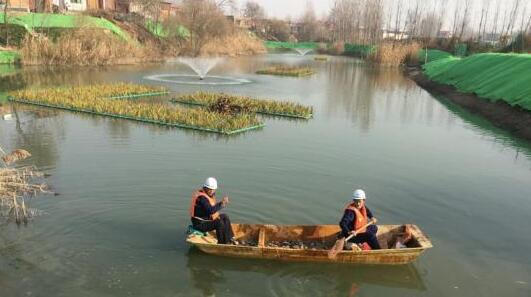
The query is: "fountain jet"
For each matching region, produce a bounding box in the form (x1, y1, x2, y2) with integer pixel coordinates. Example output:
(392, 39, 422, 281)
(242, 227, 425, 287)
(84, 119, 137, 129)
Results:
(292, 48, 313, 56)
(177, 57, 224, 80)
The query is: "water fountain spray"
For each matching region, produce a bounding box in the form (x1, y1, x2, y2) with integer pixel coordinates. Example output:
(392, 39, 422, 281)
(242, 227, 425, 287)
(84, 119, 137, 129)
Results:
(292, 48, 313, 56)
(177, 57, 224, 80)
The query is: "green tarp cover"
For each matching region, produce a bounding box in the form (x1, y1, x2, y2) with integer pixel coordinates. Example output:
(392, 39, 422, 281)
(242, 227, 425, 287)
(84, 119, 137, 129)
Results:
(0, 13, 130, 40)
(145, 20, 189, 38)
(418, 49, 453, 64)
(423, 53, 531, 111)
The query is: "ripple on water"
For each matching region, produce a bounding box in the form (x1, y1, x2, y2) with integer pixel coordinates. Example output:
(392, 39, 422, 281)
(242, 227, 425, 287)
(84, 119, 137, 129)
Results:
(144, 74, 252, 85)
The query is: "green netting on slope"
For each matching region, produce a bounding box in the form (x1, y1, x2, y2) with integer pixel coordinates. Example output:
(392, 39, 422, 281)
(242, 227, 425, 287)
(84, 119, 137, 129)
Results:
(417, 49, 453, 64)
(423, 53, 531, 111)
(454, 43, 467, 57)
(264, 41, 317, 49)
(145, 20, 190, 38)
(344, 43, 376, 56)
(0, 51, 20, 64)
(0, 13, 130, 40)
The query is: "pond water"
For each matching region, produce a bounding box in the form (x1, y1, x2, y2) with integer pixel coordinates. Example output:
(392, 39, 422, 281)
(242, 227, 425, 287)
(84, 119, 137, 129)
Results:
(1, 55, 531, 297)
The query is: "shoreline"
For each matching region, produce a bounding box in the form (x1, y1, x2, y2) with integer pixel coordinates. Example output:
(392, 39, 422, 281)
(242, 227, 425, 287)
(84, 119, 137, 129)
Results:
(406, 65, 531, 142)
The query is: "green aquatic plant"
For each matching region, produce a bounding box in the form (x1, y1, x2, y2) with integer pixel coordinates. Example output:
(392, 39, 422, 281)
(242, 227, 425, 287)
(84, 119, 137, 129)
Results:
(256, 65, 315, 77)
(52, 83, 168, 99)
(9, 86, 263, 134)
(173, 92, 313, 119)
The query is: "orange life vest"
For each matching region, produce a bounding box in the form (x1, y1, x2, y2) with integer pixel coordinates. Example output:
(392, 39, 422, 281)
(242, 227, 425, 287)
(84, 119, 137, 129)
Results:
(344, 203, 368, 233)
(190, 190, 220, 220)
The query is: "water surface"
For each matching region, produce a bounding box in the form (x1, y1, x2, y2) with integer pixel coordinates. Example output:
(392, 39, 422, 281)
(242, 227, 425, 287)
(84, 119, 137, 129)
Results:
(1, 55, 530, 297)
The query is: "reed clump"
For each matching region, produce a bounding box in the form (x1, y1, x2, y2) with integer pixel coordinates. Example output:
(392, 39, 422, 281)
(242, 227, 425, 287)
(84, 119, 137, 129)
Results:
(9, 85, 262, 133)
(174, 91, 313, 119)
(19, 29, 162, 66)
(369, 42, 421, 66)
(256, 65, 315, 77)
(0, 146, 48, 225)
(369, 42, 422, 66)
(199, 31, 267, 57)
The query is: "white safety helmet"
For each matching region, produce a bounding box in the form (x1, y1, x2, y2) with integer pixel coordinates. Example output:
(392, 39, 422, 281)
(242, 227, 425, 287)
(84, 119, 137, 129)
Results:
(203, 177, 218, 190)
(352, 189, 366, 200)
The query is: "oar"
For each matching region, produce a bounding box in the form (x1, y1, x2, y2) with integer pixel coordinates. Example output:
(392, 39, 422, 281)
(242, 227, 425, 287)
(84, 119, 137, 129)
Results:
(327, 219, 376, 260)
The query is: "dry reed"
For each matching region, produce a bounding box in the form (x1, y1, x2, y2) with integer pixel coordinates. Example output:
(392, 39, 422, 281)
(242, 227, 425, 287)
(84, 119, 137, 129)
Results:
(0, 145, 48, 225)
(199, 31, 266, 57)
(19, 29, 163, 66)
(2, 149, 31, 165)
(369, 42, 421, 66)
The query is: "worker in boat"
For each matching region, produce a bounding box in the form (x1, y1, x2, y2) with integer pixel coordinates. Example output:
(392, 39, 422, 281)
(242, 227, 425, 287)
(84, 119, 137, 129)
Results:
(339, 189, 381, 250)
(190, 177, 235, 245)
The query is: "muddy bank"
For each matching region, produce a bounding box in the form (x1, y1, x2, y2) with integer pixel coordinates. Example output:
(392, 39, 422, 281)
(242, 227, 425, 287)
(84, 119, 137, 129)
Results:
(406, 66, 531, 141)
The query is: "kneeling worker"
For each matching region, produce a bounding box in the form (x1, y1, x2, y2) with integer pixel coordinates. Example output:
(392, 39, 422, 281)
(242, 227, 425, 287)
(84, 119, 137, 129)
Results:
(190, 177, 235, 244)
(339, 189, 381, 250)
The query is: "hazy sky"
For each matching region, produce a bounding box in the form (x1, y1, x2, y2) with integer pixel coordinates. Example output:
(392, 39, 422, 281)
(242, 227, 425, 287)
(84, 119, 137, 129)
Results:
(238, 0, 333, 19)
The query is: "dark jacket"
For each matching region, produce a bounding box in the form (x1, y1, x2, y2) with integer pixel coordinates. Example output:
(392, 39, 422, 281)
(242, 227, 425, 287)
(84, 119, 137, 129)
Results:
(339, 206, 373, 238)
(191, 194, 224, 223)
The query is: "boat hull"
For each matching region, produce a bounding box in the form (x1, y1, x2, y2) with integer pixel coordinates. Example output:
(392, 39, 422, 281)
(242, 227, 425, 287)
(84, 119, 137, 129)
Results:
(186, 224, 432, 265)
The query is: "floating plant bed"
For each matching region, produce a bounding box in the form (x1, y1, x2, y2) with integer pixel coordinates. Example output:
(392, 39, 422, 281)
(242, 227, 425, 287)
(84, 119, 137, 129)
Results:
(256, 66, 315, 77)
(171, 92, 313, 119)
(53, 83, 169, 99)
(314, 56, 328, 61)
(8, 86, 264, 135)
(108, 91, 170, 99)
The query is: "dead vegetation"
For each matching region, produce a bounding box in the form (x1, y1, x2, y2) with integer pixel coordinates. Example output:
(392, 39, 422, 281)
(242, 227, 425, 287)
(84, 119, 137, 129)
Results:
(0, 145, 49, 225)
(369, 42, 421, 66)
(199, 31, 266, 57)
(19, 29, 165, 66)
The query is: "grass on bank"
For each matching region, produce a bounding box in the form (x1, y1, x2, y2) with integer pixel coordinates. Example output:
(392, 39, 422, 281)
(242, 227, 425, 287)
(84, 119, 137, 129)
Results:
(8, 84, 263, 134)
(422, 53, 531, 111)
(256, 65, 315, 77)
(173, 92, 313, 119)
(0, 50, 21, 64)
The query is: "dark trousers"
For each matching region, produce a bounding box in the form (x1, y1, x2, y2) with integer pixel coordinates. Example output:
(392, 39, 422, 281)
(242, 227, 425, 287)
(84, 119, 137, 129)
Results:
(192, 214, 234, 244)
(349, 224, 381, 249)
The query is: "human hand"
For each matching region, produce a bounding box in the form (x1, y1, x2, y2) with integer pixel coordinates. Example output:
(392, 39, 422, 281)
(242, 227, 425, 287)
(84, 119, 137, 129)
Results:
(372, 217, 378, 224)
(222, 196, 230, 206)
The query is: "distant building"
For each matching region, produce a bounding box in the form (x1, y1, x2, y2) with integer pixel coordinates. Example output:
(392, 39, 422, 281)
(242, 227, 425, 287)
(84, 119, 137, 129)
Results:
(4, 0, 32, 11)
(437, 30, 453, 39)
(382, 29, 409, 40)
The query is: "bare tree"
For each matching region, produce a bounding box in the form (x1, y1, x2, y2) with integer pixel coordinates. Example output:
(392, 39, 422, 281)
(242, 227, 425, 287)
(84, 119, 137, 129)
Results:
(2, 0, 9, 46)
(457, 0, 471, 41)
(243, 1, 265, 20)
(298, 0, 319, 41)
(133, 0, 163, 32)
(267, 19, 291, 41)
(178, 0, 230, 56)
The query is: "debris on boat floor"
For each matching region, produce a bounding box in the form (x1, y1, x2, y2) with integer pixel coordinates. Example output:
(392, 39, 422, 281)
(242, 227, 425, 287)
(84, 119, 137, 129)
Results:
(266, 240, 330, 250)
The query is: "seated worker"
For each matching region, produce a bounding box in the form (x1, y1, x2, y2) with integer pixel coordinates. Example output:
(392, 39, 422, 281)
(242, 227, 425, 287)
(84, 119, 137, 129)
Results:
(339, 189, 381, 250)
(189, 177, 235, 244)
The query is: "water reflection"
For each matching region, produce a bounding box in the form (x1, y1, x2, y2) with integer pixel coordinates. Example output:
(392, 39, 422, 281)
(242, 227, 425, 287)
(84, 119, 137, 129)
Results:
(5, 104, 63, 169)
(186, 248, 425, 297)
(431, 93, 531, 159)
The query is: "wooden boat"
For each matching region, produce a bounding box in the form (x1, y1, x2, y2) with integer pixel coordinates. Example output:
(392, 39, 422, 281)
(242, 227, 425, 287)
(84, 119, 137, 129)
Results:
(186, 223, 433, 265)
